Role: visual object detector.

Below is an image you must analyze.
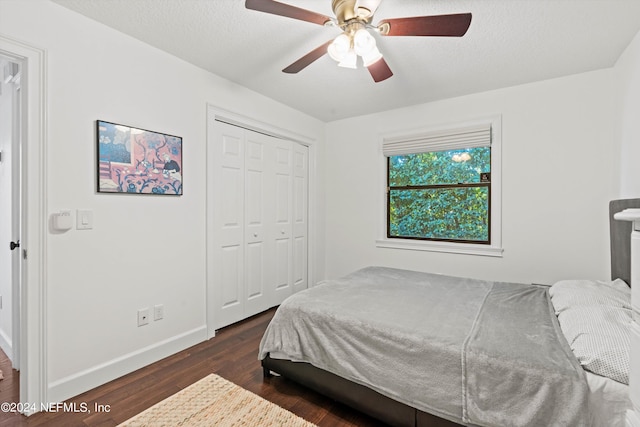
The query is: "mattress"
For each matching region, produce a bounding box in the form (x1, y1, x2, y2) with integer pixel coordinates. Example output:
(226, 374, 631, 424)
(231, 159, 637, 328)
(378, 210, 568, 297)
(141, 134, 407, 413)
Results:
(259, 266, 592, 427)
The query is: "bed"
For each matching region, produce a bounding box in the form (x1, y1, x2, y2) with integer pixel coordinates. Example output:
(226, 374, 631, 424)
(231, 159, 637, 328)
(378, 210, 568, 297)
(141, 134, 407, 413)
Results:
(259, 199, 638, 427)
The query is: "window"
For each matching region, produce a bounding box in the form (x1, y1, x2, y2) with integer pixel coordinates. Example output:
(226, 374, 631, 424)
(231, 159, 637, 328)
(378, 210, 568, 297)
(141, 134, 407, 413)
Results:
(388, 146, 490, 243)
(377, 117, 502, 256)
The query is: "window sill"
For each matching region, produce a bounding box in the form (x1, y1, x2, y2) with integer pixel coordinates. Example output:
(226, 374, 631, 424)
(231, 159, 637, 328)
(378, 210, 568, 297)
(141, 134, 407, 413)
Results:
(375, 238, 503, 257)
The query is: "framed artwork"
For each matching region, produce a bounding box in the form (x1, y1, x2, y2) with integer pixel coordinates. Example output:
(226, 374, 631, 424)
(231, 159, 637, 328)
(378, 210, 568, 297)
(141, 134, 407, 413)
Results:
(97, 120, 183, 195)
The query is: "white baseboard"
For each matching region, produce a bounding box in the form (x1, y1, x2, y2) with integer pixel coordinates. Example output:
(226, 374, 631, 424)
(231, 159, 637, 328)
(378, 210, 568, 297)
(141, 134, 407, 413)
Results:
(47, 325, 208, 404)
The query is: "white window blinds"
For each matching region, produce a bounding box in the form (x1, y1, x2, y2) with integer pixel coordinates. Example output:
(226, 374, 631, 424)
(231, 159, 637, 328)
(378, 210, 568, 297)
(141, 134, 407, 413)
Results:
(382, 123, 491, 156)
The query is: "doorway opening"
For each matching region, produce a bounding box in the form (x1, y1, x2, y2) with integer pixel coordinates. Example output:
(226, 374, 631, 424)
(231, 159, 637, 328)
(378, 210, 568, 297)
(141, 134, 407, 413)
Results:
(0, 54, 21, 389)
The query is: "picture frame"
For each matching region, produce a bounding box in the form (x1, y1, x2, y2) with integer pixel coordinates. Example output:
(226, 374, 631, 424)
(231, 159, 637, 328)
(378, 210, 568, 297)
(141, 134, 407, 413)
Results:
(96, 120, 183, 195)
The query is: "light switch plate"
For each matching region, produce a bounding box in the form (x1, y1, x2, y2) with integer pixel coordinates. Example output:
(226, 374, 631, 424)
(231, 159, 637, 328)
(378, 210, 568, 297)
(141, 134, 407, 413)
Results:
(76, 209, 93, 230)
(154, 304, 164, 321)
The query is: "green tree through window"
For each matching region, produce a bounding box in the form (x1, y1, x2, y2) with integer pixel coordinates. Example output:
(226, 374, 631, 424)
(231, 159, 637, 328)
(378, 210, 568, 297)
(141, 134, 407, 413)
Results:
(387, 147, 490, 243)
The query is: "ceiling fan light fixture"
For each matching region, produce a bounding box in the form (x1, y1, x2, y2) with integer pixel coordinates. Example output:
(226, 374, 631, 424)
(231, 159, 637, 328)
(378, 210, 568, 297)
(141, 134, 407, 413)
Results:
(338, 49, 358, 69)
(361, 46, 383, 67)
(353, 28, 377, 56)
(353, 28, 382, 67)
(328, 33, 351, 62)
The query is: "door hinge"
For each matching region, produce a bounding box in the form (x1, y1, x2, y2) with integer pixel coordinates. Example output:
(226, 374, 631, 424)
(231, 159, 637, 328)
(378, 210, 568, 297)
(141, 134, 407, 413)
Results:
(23, 249, 27, 260)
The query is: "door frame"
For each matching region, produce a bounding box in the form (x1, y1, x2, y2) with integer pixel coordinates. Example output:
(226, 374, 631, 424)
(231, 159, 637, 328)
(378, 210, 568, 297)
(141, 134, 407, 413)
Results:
(0, 34, 48, 414)
(205, 104, 317, 339)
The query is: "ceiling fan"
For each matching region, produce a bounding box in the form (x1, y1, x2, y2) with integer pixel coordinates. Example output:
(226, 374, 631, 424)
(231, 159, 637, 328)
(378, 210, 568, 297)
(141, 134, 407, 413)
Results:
(245, 0, 472, 83)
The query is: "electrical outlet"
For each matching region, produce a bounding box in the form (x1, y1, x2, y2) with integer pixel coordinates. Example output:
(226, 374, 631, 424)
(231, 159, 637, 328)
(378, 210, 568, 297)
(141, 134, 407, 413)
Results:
(137, 308, 150, 326)
(154, 304, 164, 321)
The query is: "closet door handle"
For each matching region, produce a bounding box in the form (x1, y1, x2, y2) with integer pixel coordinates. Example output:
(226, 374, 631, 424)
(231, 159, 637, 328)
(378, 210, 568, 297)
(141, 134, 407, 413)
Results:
(253, 233, 258, 238)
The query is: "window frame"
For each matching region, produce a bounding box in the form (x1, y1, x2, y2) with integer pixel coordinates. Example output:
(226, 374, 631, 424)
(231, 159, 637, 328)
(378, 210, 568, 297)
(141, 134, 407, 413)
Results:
(376, 115, 503, 257)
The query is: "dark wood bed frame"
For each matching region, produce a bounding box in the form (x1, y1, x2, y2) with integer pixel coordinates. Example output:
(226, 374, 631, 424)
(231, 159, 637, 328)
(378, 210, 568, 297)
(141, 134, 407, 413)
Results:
(262, 198, 640, 427)
(262, 354, 458, 426)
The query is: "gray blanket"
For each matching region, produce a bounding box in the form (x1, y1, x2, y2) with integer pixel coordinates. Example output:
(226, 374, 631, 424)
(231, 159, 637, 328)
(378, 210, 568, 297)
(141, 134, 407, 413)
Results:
(259, 266, 590, 427)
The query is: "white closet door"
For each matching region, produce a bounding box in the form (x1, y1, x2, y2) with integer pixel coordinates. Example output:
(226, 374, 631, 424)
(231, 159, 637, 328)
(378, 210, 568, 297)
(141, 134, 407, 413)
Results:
(272, 140, 294, 304)
(211, 120, 309, 330)
(292, 144, 309, 293)
(244, 131, 274, 316)
(213, 122, 245, 328)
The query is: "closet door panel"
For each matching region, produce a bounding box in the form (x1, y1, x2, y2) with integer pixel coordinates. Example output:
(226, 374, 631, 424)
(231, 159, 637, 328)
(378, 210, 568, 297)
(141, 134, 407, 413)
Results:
(220, 246, 241, 308)
(214, 124, 245, 328)
(275, 144, 292, 228)
(275, 238, 291, 290)
(245, 172, 262, 226)
(220, 167, 241, 237)
(245, 165, 266, 309)
(293, 236, 305, 289)
(273, 141, 293, 304)
(293, 144, 309, 293)
(245, 242, 264, 299)
(275, 174, 291, 225)
(220, 136, 243, 242)
(244, 133, 273, 314)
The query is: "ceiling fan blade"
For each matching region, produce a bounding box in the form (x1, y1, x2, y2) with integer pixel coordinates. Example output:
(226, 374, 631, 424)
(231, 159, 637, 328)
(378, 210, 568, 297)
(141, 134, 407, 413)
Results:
(245, 0, 332, 26)
(367, 57, 393, 83)
(378, 13, 472, 37)
(283, 40, 333, 74)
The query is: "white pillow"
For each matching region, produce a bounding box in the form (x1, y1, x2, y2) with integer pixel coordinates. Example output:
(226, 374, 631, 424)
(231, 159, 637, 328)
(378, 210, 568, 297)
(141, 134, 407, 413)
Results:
(556, 305, 631, 384)
(549, 279, 631, 312)
(550, 279, 632, 384)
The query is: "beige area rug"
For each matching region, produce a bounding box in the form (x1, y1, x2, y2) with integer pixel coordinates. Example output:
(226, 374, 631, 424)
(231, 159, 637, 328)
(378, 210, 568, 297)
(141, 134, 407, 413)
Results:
(118, 373, 317, 427)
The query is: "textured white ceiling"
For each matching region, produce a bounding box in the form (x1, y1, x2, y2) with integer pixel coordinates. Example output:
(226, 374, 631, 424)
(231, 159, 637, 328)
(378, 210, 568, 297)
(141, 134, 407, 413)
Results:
(52, 0, 640, 122)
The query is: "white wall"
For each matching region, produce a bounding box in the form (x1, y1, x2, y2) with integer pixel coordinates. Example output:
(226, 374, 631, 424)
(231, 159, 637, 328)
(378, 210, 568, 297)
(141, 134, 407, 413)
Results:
(0, 0, 325, 403)
(615, 29, 640, 198)
(325, 70, 619, 285)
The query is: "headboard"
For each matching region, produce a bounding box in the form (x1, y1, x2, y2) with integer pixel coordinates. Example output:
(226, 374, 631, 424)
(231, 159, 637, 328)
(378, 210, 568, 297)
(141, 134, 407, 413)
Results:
(609, 198, 640, 285)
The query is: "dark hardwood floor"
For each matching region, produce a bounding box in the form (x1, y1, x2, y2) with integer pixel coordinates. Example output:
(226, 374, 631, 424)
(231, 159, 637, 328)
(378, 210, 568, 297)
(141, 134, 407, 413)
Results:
(0, 308, 387, 426)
